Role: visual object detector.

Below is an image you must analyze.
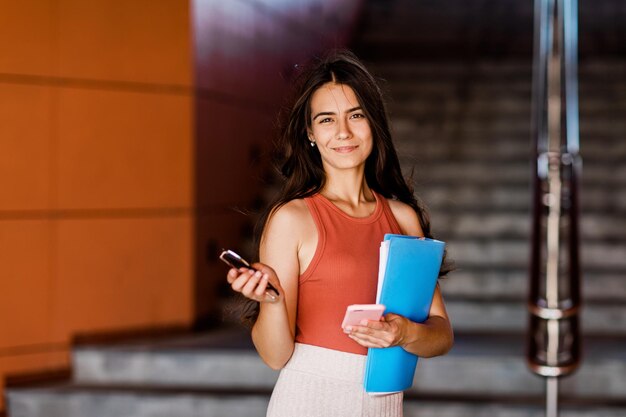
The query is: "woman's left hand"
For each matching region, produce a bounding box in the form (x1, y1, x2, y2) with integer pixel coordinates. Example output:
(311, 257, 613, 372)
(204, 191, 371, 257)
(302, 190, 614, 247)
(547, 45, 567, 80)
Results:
(346, 313, 412, 348)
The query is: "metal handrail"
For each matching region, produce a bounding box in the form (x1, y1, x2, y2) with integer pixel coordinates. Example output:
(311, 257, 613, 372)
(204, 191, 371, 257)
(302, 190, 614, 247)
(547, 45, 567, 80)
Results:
(528, 1, 582, 416)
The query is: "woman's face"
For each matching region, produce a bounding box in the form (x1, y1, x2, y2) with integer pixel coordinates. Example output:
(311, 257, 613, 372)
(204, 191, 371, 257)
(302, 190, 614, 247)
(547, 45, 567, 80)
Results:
(307, 82, 373, 174)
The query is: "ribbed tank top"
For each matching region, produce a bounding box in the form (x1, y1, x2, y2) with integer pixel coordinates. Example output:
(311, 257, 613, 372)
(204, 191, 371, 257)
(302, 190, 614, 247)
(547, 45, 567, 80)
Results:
(295, 191, 403, 355)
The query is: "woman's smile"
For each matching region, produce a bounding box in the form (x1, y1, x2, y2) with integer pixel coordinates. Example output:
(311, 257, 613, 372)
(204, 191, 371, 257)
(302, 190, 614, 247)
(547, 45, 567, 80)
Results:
(332, 145, 359, 153)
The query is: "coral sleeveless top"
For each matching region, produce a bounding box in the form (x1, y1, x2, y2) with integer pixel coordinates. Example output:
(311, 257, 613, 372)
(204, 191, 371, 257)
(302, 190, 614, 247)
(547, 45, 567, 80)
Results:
(295, 191, 403, 355)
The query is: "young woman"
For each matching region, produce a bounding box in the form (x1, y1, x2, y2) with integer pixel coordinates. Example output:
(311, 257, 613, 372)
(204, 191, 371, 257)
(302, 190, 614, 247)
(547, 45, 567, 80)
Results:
(226, 50, 453, 417)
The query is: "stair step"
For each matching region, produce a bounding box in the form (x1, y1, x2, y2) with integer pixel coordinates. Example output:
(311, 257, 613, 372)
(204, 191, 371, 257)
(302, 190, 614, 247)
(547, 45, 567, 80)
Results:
(383, 75, 626, 89)
(62, 331, 626, 396)
(369, 66, 626, 106)
(398, 146, 626, 164)
(386, 82, 531, 100)
(440, 269, 626, 301)
(369, 50, 623, 69)
(44, 332, 626, 396)
(432, 212, 626, 241)
(411, 163, 532, 184)
(447, 300, 626, 335)
(369, 61, 533, 78)
(389, 107, 532, 122)
(392, 116, 626, 143)
(392, 115, 626, 136)
(69, 331, 258, 390)
(403, 403, 626, 417)
(370, 60, 626, 79)
(402, 162, 626, 186)
(384, 82, 626, 103)
(7, 385, 626, 417)
(7, 386, 272, 417)
(447, 239, 626, 269)
(393, 118, 626, 136)
(421, 185, 626, 213)
(394, 137, 533, 163)
(420, 334, 626, 398)
(389, 100, 626, 118)
(384, 76, 626, 94)
(390, 105, 626, 124)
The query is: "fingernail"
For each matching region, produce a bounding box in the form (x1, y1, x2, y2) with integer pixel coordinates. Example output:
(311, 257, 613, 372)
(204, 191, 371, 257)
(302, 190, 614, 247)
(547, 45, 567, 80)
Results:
(360, 319, 368, 326)
(262, 273, 269, 280)
(345, 326, 352, 332)
(254, 271, 262, 278)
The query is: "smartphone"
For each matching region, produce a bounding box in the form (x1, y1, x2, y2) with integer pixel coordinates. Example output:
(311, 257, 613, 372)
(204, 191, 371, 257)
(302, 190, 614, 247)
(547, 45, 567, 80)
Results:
(219, 249, 280, 298)
(341, 304, 386, 333)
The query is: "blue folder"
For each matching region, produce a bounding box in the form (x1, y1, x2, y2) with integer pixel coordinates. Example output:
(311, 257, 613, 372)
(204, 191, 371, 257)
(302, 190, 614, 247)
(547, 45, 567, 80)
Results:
(364, 234, 445, 393)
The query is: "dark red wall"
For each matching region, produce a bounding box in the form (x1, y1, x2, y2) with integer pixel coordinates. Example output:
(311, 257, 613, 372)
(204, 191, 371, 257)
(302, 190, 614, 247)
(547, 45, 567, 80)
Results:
(191, 0, 363, 325)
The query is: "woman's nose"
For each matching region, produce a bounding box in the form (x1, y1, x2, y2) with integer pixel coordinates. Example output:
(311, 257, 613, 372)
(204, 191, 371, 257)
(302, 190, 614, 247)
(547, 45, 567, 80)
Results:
(337, 118, 352, 140)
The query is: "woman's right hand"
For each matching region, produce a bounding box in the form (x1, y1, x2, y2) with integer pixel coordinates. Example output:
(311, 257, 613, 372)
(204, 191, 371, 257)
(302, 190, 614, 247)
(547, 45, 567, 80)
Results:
(226, 262, 283, 303)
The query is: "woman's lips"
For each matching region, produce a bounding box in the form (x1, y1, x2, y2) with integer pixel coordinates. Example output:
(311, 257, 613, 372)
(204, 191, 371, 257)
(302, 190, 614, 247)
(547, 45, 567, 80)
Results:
(332, 145, 358, 153)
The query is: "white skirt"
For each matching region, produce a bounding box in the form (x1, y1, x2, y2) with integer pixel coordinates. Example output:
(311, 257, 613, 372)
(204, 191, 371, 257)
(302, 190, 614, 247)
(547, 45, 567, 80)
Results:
(266, 343, 403, 417)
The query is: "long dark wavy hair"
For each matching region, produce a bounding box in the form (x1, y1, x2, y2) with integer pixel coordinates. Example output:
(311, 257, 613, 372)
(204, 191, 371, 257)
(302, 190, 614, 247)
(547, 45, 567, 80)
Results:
(237, 50, 452, 325)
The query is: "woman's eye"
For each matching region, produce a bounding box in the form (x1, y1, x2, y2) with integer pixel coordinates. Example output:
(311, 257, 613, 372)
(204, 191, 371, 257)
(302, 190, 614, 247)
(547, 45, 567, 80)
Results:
(350, 113, 365, 119)
(319, 117, 333, 124)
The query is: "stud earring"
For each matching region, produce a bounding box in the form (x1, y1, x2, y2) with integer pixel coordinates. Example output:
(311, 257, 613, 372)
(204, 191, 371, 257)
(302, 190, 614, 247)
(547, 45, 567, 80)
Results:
(310, 141, 316, 147)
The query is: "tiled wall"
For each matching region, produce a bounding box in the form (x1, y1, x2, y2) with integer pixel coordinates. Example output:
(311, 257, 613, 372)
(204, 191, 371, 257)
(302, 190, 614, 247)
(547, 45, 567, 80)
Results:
(0, 0, 194, 410)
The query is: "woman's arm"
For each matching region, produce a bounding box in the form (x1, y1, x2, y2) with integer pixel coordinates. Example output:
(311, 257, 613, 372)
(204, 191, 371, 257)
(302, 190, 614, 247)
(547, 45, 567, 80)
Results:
(346, 199, 454, 357)
(227, 202, 302, 370)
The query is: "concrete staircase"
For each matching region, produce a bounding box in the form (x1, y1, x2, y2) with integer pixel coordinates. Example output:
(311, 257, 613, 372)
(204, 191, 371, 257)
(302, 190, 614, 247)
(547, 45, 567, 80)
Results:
(7, 2, 626, 416)
(6, 328, 626, 417)
(376, 60, 626, 340)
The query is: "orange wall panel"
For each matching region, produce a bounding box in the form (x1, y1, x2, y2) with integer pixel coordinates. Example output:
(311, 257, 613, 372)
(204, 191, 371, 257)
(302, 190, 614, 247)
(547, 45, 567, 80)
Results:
(57, 88, 193, 210)
(0, 0, 56, 76)
(0, 0, 194, 412)
(51, 216, 193, 338)
(0, 84, 52, 211)
(0, 220, 54, 347)
(58, 0, 192, 85)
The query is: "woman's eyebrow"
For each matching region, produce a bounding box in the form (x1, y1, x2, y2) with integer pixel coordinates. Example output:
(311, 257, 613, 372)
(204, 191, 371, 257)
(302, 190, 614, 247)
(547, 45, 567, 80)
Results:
(312, 106, 363, 121)
(312, 111, 335, 120)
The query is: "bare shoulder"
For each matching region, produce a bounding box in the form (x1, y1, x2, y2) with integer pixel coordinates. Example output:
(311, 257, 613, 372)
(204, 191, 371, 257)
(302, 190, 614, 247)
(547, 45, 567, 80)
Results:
(387, 199, 424, 237)
(267, 199, 309, 228)
(262, 199, 311, 244)
(260, 198, 314, 277)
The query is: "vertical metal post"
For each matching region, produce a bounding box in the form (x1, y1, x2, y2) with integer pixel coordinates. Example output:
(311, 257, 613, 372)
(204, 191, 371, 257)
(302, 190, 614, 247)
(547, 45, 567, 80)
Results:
(546, 377, 559, 417)
(528, 1, 582, 416)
